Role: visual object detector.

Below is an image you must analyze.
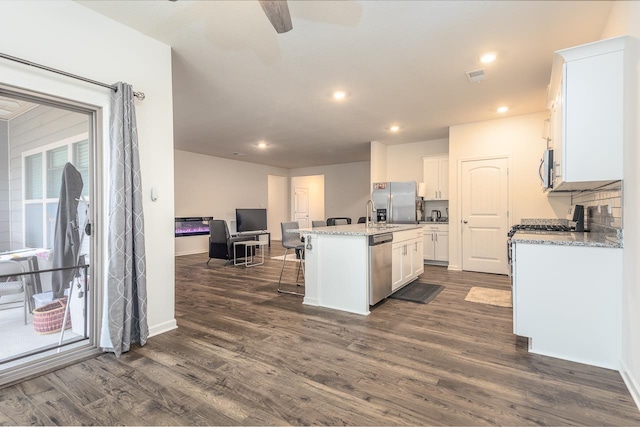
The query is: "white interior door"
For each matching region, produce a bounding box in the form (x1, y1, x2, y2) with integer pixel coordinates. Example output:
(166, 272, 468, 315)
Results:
(294, 186, 309, 228)
(461, 158, 509, 274)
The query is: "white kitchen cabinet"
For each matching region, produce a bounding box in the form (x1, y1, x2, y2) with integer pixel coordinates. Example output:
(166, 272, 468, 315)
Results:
(423, 224, 448, 264)
(391, 229, 424, 291)
(512, 242, 621, 369)
(391, 244, 404, 290)
(547, 36, 626, 191)
(422, 156, 449, 200)
(410, 238, 424, 277)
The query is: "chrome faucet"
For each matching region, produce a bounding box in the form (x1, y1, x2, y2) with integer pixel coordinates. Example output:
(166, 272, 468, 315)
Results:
(366, 199, 376, 228)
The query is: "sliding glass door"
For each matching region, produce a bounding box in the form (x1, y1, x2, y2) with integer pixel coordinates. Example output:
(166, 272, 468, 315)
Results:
(0, 88, 100, 381)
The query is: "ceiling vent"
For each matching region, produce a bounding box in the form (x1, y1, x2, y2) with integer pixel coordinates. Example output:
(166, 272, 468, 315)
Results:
(466, 68, 486, 83)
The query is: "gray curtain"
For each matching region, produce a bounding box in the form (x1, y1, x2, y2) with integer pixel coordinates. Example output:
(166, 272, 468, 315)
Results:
(104, 82, 148, 357)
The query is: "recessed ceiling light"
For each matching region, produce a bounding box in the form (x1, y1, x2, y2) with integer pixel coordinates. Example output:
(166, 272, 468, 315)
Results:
(257, 141, 268, 149)
(333, 91, 347, 100)
(480, 53, 497, 64)
(497, 106, 509, 113)
(389, 125, 400, 133)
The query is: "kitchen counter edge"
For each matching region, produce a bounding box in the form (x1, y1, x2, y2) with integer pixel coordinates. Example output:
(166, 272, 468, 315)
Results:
(512, 232, 622, 248)
(297, 224, 423, 236)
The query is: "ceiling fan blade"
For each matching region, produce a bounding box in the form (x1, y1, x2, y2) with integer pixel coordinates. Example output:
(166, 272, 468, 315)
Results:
(259, 0, 293, 34)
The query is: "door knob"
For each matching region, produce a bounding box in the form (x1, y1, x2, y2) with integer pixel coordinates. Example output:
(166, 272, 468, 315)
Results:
(463, 220, 468, 224)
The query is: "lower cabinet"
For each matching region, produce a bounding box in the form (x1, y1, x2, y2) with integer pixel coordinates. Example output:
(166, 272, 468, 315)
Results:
(391, 229, 424, 291)
(512, 242, 621, 369)
(423, 224, 448, 264)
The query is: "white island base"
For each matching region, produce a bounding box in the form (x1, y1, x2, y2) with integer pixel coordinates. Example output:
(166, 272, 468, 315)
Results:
(300, 224, 423, 315)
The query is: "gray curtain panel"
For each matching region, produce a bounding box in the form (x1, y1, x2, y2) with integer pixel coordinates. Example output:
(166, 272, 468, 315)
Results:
(105, 82, 149, 357)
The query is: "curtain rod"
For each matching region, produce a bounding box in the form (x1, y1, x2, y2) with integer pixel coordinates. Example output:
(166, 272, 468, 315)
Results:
(0, 52, 145, 100)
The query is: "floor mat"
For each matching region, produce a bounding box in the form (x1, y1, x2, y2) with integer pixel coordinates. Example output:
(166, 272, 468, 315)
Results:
(389, 282, 444, 304)
(464, 286, 512, 307)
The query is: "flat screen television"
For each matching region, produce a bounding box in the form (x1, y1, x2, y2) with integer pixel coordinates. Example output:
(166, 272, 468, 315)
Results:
(236, 208, 268, 233)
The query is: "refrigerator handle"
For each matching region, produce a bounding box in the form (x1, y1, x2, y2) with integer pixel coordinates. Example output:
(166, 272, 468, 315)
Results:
(389, 193, 393, 222)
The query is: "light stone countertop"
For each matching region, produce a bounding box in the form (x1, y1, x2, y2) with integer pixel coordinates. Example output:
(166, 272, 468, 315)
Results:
(512, 231, 622, 248)
(296, 223, 423, 236)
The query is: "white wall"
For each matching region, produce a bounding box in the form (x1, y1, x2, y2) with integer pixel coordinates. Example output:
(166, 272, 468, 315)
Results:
(268, 175, 288, 240)
(601, 1, 640, 409)
(0, 1, 176, 337)
(290, 161, 369, 224)
(448, 112, 572, 271)
(174, 150, 288, 254)
(386, 138, 449, 183)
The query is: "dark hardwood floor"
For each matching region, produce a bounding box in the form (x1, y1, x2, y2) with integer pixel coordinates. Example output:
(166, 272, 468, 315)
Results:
(1, 245, 639, 425)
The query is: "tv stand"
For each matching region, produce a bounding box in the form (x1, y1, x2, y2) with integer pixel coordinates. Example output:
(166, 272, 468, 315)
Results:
(231, 230, 271, 247)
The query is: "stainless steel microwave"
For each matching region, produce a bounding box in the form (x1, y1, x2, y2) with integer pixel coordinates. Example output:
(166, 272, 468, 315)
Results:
(539, 149, 553, 190)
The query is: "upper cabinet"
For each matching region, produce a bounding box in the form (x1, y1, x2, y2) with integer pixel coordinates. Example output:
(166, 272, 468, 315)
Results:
(547, 36, 627, 192)
(422, 155, 449, 200)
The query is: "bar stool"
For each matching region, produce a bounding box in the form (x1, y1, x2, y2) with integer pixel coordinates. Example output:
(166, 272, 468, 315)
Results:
(277, 222, 305, 296)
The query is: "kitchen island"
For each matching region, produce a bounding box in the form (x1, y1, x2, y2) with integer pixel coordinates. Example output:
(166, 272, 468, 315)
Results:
(298, 223, 423, 315)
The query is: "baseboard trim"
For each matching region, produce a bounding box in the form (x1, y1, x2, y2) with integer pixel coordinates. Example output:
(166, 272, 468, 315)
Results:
(175, 249, 207, 257)
(447, 264, 461, 271)
(303, 297, 319, 306)
(620, 358, 640, 411)
(148, 319, 177, 337)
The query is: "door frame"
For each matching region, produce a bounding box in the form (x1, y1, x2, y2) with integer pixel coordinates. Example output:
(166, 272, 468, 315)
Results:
(0, 83, 104, 386)
(455, 154, 512, 274)
(290, 175, 325, 227)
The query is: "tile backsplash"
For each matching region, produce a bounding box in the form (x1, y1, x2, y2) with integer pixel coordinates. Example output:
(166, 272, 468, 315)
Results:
(571, 181, 622, 231)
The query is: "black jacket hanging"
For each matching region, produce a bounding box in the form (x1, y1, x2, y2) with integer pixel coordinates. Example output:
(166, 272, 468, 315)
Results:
(51, 162, 83, 299)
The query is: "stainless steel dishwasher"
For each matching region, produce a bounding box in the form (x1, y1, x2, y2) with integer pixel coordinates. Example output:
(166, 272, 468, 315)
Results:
(369, 232, 393, 305)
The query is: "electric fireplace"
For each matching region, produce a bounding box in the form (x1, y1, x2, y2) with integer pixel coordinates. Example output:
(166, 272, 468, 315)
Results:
(174, 217, 213, 237)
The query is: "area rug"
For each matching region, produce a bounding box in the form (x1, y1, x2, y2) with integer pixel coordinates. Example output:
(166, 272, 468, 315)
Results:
(465, 287, 512, 307)
(389, 282, 444, 304)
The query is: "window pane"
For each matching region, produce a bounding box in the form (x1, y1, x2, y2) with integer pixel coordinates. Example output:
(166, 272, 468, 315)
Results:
(47, 146, 68, 198)
(25, 154, 42, 200)
(25, 204, 43, 248)
(46, 202, 58, 249)
(72, 140, 89, 198)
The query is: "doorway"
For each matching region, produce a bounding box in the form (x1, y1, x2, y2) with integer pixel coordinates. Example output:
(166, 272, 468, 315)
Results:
(460, 157, 509, 274)
(0, 88, 99, 383)
(290, 175, 325, 228)
(294, 186, 309, 228)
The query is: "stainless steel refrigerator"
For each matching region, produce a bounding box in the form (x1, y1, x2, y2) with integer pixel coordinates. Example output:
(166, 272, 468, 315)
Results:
(372, 181, 418, 224)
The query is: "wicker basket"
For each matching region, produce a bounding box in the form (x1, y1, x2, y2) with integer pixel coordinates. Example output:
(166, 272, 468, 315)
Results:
(32, 297, 72, 334)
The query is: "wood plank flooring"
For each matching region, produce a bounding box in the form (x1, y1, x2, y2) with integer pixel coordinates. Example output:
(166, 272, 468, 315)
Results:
(1, 245, 639, 425)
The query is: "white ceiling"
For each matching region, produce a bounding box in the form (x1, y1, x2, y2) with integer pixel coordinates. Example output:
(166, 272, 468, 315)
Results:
(78, 0, 612, 169)
(0, 96, 37, 120)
